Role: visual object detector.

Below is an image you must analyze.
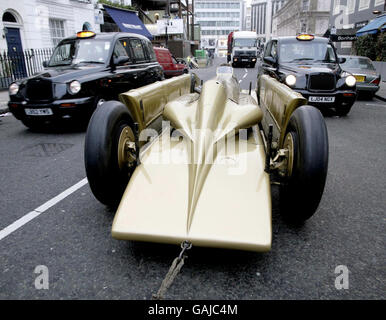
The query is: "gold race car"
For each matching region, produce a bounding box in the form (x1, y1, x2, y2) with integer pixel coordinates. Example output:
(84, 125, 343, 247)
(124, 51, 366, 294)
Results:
(84, 66, 328, 252)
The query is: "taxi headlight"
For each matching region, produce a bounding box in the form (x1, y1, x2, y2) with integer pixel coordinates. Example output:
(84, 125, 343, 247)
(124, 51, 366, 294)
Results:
(68, 80, 81, 94)
(345, 75, 356, 87)
(9, 82, 19, 95)
(285, 74, 297, 87)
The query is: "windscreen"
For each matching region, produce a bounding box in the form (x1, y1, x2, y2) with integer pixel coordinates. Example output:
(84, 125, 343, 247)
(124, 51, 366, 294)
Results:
(234, 38, 257, 47)
(279, 41, 337, 63)
(48, 39, 111, 67)
(340, 57, 375, 70)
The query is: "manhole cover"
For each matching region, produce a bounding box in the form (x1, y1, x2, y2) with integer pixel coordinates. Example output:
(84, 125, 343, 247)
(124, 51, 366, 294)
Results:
(22, 143, 74, 157)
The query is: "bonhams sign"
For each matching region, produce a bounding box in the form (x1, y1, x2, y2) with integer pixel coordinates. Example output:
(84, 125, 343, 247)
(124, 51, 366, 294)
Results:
(331, 34, 357, 42)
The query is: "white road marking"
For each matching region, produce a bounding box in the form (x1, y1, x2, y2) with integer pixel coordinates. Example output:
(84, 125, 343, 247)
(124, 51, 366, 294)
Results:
(0, 178, 88, 241)
(242, 73, 248, 79)
(239, 79, 242, 83)
(365, 103, 386, 107)
(244, 68, 248, 73)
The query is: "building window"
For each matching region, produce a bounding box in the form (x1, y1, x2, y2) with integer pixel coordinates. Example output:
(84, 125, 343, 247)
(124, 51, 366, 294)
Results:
(333, 0, 340, 15)
(340, 41, 352, 49)
(302, 0, 309, 11)
(347, 0, 355, 14)
(300, 19, 307, 33)
(2, 12, 17, 23)
(374, 0, 384, 6)
(358, 0, 370, 11)
(49, 19, 65, 46)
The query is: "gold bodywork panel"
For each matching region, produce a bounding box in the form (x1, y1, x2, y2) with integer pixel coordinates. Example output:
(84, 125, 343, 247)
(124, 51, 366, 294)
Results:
(118, 74, 192, 132)
(112, 76, 272, 252)
(258, 75, 307, 147)
(112, 130, 272, 252)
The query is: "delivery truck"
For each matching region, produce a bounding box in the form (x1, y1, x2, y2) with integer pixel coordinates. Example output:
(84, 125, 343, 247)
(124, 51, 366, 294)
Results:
(227, 31, 258, 68)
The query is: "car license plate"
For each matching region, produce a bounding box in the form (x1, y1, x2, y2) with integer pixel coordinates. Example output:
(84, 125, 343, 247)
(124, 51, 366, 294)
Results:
(309, 96, 335, 103)
(354, 75, 365, 82)
(242, 59, 248, 62)
(25, 108, 53, 116)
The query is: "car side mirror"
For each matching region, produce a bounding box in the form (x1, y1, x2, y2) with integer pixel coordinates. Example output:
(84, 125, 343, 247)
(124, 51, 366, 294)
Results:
(264, 56, 277, 65)
(114, 56, 130, 66)
(338, 57, 346, 64)
(43, 61, 48, 68)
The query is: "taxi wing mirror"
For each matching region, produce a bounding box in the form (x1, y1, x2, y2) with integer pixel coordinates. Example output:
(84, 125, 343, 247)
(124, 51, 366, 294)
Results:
(263, 56, 277, 65)
(338, 57, 346, 64)
(114, 56, 130, 66)
(43, 61, 48, 68)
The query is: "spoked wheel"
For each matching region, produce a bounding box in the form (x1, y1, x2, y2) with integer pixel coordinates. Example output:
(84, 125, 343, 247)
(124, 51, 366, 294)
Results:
(84, 100, 138, 206)
(280, 105, 329, 222)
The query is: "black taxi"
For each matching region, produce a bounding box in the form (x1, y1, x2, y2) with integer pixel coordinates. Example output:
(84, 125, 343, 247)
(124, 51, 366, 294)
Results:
(258, 34, 357, 116)
(8, 31, 163, 129)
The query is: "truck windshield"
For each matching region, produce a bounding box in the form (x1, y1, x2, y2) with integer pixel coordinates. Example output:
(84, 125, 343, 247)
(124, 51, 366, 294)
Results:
(234, 39, 257, 47)
(279, 42, 337, 63)
(48, 39, 111, 67)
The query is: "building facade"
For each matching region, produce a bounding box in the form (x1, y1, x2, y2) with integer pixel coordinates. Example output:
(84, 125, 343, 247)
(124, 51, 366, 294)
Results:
(244, 4, 252, 31)
(272, 0, 331, 37)
(195, 0, 242, 55)
(251, 0, 287, 43)
(329, 0, 386, 54)
(0, 0, 101, 52)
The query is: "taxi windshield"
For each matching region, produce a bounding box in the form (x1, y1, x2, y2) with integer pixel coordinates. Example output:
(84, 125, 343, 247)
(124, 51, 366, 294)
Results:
(279, 42, 337, 63)
(48, 39, 111, 67)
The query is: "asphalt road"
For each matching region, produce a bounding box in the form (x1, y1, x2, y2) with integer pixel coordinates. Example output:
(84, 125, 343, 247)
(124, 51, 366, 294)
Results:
(0, 58, 385, 300)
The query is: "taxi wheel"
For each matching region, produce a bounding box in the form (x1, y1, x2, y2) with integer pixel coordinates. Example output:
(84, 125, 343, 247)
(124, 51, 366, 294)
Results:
(85, 100, 138, 207)
(280, 105, 329, 222)
(335, 104, 352, 117)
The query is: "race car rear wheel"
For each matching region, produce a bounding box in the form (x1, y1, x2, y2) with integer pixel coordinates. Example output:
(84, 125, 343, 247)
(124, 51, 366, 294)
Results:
(84, 100, 138, 206)
(280, 105, 329, 222)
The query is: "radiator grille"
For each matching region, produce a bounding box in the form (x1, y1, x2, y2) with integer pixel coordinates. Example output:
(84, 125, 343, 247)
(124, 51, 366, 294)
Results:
(309, 73, 335, 91)
(26, 78, 53, 102)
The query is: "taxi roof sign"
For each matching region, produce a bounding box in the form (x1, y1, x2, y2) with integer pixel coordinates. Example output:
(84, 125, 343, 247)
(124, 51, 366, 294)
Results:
(77, 31, 96, 38)
(296, 34, 314, 41)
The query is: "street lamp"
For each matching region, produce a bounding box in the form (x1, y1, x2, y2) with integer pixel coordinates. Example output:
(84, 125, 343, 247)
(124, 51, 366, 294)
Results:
(164, 0, 171, 48)
(163, 14, 170, 48)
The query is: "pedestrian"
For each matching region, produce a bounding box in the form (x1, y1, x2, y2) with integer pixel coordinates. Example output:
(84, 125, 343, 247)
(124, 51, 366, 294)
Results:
(187, 55, 193, 69)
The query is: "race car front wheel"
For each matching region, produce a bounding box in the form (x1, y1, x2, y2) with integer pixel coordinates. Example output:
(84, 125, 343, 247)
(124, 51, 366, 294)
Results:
(280, 105, 329, 222)
(84, 100, 138, 207)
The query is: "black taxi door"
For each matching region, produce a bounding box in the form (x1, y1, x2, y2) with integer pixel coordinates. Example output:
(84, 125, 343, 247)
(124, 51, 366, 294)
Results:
(108, 37, 139, 97)
(260, 40, 279, 79)
(128, 37, 156, 86)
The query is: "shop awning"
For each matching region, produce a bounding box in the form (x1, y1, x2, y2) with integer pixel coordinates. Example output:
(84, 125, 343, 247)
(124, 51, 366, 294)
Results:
(104, 6, 153, 39)
(356, 14, 386, 37)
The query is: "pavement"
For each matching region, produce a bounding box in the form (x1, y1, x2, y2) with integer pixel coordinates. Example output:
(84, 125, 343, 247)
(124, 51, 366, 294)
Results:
(0, 89, 8, 114)
(375, 81, 386, 102)
(0, 58, 385, 300)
